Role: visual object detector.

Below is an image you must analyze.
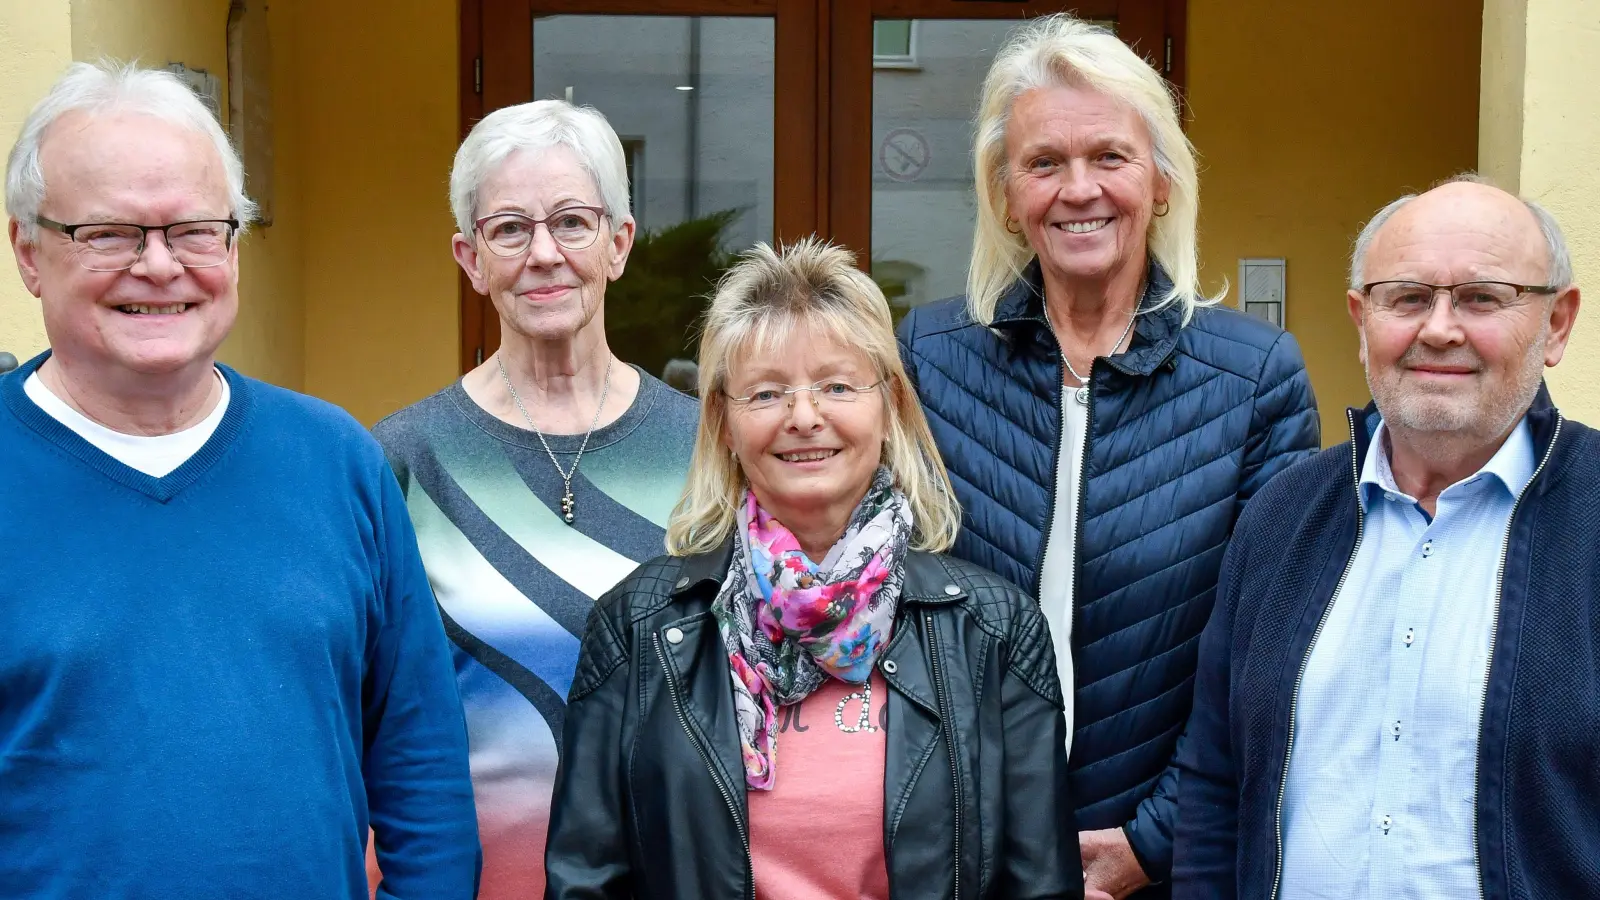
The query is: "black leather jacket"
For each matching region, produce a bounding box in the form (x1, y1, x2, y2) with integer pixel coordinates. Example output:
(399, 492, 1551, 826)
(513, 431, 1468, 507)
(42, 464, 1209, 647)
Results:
(544, 542, 1084, 900)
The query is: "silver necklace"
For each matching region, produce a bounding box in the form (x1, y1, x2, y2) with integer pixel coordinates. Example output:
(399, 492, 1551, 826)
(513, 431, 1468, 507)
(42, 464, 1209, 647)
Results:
(1046, 303, 1139, 405)
(497, 354, 613, 525)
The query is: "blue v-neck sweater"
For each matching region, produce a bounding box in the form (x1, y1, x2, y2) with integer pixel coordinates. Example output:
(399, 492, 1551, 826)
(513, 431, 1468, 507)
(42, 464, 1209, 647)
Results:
(0, 353, 480, 899)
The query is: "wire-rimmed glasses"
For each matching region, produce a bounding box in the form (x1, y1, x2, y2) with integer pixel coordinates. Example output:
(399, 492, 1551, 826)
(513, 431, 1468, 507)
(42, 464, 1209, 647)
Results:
(1362, 280, 1558, 319)
(725, 379, 882, 415)
(474, 206, 607, 255)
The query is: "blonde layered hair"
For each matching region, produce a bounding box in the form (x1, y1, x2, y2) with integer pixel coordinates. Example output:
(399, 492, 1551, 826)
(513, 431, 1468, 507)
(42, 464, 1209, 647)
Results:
(968, 14, 1216, 325)
(665, 238, 961, 556)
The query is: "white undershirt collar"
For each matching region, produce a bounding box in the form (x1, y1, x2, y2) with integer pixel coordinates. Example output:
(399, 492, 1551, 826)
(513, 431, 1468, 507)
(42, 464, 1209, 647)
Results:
(23, 368, 231, 478)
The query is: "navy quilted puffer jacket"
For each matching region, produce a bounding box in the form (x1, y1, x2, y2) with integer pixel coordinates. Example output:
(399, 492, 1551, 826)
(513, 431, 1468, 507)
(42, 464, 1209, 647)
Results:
(897, 260, 1319, 894)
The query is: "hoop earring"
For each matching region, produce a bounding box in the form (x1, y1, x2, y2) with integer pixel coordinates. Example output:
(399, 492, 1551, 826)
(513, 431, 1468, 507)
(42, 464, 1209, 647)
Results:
(1153, 201, 1170, 218)
(1005, 218, 1022, 235)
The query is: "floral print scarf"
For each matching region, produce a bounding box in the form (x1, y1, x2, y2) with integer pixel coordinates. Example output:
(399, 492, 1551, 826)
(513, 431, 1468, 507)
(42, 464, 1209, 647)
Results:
(711, 467, 913, 790)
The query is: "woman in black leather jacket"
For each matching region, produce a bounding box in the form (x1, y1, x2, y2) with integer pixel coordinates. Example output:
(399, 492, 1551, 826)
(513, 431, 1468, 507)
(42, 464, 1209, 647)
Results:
(544, 238, 1082, 900)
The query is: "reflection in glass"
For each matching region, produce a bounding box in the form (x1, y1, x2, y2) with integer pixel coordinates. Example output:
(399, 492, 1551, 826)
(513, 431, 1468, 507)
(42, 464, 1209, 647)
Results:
(533, 15, 774, 387)
(874, 20, 917, 68)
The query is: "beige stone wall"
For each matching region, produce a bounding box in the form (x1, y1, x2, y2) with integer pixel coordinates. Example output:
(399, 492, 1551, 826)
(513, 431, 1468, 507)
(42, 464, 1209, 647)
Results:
(0, 1, 71, 364)
(1483, 0, 1600, 424)
(1479, 0, 1527, 193)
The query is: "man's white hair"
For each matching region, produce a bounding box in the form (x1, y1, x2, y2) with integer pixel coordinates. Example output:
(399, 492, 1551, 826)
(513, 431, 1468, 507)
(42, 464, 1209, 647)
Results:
(4, 60, 256, 243)
(1349, 173, 1574, 290)
(449, 99, 632, 239)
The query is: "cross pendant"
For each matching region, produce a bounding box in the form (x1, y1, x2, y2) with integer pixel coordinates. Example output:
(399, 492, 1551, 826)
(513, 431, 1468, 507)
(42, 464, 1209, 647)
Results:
(560, 491, 575, 524)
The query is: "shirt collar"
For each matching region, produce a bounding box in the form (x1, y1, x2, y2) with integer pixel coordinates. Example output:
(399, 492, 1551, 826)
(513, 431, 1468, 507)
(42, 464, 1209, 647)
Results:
(1359, 416, 1537, 509)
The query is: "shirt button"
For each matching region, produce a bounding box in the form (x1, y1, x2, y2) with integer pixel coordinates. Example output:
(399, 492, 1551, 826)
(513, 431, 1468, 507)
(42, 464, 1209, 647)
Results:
(1421, 540, 1434, 557)
(1392, 720, 1403, 740)
(674, 577, 689, 589)
(1380, 815, 1393, 834)
(1404, 628, 1415, 646)
(944, 584, 961, 596)
(1385, 492, 1399, 502)
(665, 627, 684, 644)
(881, 659, 898, 675)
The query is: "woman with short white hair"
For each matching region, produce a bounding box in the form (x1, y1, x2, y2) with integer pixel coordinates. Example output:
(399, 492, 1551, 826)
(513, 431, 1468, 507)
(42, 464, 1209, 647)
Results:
(545, 237, 1082, 900)
(897, 15, 1319, 898)
(371, 99, 698, 900)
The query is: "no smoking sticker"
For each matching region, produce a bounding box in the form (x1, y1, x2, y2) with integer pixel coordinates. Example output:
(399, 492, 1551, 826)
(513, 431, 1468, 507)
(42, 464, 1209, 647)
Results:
(879, 128, 930, 182)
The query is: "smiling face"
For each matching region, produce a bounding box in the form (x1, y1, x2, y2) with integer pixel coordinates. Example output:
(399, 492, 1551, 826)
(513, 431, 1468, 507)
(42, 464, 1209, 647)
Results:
(12, 111, 239, 379)
(452, 144, 633, 344)
(722, 320, 888, 540)
(1003, 82, 1168, 291)
(1349, 181, 1579, 443)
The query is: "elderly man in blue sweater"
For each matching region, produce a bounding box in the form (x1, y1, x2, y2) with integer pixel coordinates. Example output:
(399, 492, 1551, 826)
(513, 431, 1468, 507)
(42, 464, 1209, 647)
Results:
(0, 62, 479, 898)
(1173, 175, 1598, 899)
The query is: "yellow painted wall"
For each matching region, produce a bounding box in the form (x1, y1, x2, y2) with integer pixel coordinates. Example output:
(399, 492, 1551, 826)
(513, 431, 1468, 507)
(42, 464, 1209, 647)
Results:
(1187, 0, 1482, 445)
(69, 0, 306, 389)
(1487, 0, 1600, 425)
(0, 0, 72, 363)
(291, 0, 460, 426)
(70, 0, 227, 74)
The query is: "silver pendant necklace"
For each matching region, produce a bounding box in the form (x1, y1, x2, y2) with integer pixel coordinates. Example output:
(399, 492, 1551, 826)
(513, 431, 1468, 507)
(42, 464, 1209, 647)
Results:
(497, 354, 613, 525)
(1046, 302, 1139, 405)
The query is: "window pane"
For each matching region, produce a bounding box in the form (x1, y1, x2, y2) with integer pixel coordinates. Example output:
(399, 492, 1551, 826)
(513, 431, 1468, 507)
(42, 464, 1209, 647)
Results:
(870, 20, 1011, 319)
(874, 20, 913, 58)
(533, 15, 774, 389)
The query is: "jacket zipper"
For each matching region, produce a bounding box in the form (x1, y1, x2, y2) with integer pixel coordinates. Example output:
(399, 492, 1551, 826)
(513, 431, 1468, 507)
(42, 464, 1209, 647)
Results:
(1070, 373, 1094, 698)
(924, 613, 962, 900)
(1270, 408, 1365, 900)
(1472, 414, 1562, 899)
(653, 632, 754, 900)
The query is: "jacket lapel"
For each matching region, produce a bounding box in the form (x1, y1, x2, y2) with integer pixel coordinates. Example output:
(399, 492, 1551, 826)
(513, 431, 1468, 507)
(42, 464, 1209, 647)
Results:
(882, 552, 967, 846)
(661, 550, 748, 815)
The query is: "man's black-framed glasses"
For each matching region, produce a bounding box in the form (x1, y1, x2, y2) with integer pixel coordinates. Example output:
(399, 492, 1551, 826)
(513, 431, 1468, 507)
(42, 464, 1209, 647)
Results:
(474, 206, 606, 256)
(1362, 280, 1559, 319)
(37, 216, 239, 272)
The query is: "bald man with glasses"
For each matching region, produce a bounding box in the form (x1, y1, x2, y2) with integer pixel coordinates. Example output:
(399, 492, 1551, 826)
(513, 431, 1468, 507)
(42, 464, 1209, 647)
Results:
(1173, 175, 1599, 900)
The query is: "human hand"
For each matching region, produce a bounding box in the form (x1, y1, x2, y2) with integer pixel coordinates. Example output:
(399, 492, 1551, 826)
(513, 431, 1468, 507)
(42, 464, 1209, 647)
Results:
(1079, 827, 1150, 900)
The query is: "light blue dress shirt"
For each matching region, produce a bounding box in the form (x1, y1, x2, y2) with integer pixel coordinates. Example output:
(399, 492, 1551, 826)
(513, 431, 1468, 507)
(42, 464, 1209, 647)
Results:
(1279, 417, 1535, 900)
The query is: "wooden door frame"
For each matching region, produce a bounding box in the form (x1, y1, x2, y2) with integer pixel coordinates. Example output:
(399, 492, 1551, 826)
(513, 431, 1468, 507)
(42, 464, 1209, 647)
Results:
(460, 0, 1186, 373)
